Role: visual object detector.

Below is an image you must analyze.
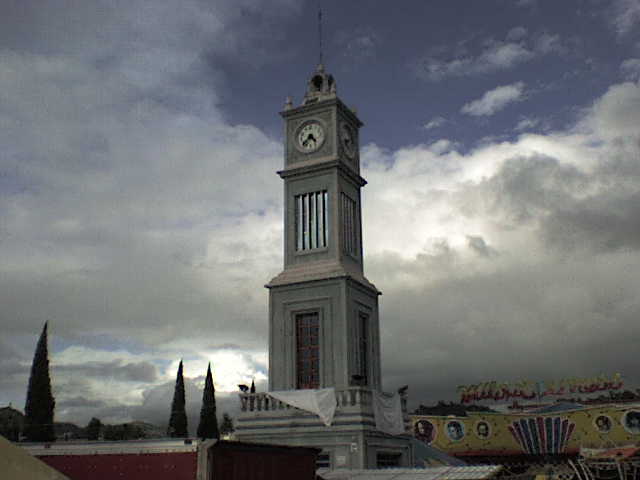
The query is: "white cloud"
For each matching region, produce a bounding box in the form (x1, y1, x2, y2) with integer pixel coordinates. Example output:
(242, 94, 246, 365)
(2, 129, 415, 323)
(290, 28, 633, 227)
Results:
(2, 0, 640, 424)
(346, 35, 377, 59)
(416, 30, 565, 81)
(419, 42, 534, 81)
(424, 116, 446, 130)
(534, 33, 566, 55)
(621, 58, 640, 80)
(336, 28, 379, 65)
(612, 0, 640, 36)
(427, 139, 458, 155)
(514, 116, 540, 132)
(506, 26, 528, 41)
(461, 82, 526, 116)
(359, 78, 640, 401)
(0, 0, 296, 423)
(583, 79, 640, 142)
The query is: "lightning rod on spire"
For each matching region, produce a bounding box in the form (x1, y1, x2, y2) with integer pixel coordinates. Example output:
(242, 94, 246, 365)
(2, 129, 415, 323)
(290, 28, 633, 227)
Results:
(318, 0, 323, 66)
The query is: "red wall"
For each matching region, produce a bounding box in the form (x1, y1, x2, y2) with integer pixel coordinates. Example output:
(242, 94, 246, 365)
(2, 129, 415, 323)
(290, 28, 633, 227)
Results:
(37, 452, 198, 480)
(212, 445, 317, 480)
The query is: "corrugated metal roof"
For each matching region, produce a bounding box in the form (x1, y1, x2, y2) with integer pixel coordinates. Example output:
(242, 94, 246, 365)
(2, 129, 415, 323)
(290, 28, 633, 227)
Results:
(22, 438, 201, 456)
(318, 465, 502, 480)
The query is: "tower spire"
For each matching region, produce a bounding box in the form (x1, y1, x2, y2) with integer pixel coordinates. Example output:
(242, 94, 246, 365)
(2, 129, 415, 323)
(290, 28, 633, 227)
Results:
(318, 0, 323, 66)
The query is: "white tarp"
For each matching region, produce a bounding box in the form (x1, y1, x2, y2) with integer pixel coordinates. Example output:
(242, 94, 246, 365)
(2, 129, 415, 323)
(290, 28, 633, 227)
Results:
(373, 391, 405, 435)
(268, 388, 337, 426)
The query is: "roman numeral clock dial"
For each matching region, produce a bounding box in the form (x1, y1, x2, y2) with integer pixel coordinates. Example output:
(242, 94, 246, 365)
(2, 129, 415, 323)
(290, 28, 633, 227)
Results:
(297, 121, 325, 153)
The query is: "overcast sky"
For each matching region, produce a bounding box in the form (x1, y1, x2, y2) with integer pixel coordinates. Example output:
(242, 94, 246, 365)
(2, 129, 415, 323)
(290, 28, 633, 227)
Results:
(1, 0, 640, 432)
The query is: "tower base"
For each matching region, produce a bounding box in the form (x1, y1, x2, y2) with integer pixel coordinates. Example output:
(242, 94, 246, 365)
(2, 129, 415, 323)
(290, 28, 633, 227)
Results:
(235, 388, 414, 470)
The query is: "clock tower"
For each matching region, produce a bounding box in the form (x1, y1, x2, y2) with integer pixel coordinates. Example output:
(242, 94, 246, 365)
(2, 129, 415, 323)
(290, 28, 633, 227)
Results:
(236, 64, 413, 470)
(268, 63, 382, 393)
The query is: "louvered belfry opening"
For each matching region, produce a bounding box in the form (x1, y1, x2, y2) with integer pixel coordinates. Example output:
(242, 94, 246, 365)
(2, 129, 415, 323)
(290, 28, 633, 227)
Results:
(295, 191, 328, 251)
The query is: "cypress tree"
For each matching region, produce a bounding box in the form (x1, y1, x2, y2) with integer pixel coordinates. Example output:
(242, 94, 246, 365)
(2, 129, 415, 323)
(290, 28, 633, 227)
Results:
(197, 363, 219, 439)
(23, 322, 56, 442)
(167, 360, 188, 437)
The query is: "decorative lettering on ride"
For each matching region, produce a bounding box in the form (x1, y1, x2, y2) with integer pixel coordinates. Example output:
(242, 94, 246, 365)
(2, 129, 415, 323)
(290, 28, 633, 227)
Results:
(457, 374, 624, 404)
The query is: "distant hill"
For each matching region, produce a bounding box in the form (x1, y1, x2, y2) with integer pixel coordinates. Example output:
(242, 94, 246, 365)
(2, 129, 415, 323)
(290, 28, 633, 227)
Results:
(1, 405, 162, 442)
(1, 405, 166, 442)
(1, 406, 85, 441)
(102, 421, 164, 440)
(129, 421, 164, 438)
(53, 422, 84, 440)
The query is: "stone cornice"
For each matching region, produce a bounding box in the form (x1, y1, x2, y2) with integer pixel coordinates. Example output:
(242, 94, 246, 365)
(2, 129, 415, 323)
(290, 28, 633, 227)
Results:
(277, 158, 366, 187)
(266, 262, 380, 295)
(280, 97, 363, 128)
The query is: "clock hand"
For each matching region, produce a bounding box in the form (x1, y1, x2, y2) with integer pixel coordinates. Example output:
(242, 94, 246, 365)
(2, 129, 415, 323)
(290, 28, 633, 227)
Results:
(303, 133, 317, 148)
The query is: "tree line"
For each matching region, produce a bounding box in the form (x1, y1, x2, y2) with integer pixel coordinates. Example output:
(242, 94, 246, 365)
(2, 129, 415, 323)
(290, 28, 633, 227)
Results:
(13, 322, 234, 442)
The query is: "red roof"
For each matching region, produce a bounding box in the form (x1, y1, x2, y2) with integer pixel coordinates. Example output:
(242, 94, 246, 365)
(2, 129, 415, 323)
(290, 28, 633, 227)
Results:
(38, 451, 197, 480)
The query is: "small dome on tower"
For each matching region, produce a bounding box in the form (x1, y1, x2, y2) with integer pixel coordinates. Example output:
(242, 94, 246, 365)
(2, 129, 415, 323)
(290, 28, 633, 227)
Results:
(302, 63, 336, 105)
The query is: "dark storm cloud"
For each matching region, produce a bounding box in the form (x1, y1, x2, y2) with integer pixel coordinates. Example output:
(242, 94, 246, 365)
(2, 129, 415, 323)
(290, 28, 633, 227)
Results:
(362, 76, 640, 409)
(58, 397, 109, 409)
(0, 359, 29, 378)
(376, 249, 640, 408)
(55, 360, 158, 383)
(0, 0, 293, 349)
(0, 340, 30, 378)
(543, 191, 640, 253)
(0, 0, 301, 60)
(0, 0, 301, 423)
(2, 0, 640, 426)
(459, 153, 640, 254)
(126, 378, 242, 433)
(459, 155, 588, 226)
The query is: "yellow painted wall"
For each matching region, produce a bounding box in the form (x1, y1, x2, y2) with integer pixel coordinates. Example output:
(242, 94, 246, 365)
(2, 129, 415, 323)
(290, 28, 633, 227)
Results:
(411, 405, 640, 455)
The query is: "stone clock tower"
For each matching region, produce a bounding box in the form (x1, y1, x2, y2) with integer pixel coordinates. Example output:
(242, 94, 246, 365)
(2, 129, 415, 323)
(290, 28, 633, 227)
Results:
(236, 64, 413, 470)
(269, 64, 381, 393)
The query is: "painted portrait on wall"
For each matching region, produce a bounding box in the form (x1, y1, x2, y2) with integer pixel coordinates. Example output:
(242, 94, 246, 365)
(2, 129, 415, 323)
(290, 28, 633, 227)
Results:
(445, 420, 465, 442)
(622, 410, 640, 434)
(594, 415, 612, 433)
(475, 420, 491, 439)
(414, 419, 436, 444)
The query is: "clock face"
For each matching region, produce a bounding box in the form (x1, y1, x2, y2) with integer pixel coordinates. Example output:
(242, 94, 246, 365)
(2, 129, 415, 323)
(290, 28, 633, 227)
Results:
(341, 123, 356, 159)
(297, 121, 325, 153)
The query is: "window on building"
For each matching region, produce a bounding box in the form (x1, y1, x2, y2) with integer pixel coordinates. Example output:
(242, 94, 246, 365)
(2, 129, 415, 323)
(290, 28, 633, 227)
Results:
(316, 453, 331, 469)
(341, 193, 357, 256)
(295, 191, 328, 251)
(376, 452, 401, 469)
(296, 312, 320, 389)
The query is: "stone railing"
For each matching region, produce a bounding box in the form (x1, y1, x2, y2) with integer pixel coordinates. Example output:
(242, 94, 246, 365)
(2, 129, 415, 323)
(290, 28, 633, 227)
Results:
(239, 387, 407, 415)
